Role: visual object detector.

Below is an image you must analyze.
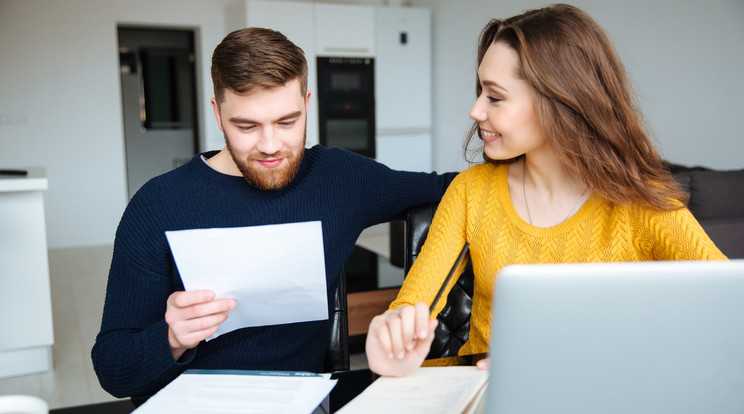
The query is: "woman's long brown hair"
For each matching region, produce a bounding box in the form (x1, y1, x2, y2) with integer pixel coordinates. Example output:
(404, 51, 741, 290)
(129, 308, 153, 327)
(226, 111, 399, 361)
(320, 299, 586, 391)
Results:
(464, 4, 688, 210)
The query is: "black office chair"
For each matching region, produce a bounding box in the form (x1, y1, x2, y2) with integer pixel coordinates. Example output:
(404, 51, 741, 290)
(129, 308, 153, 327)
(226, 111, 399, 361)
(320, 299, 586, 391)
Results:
(324, 271, 350, 372)
(404, 203, 474, 359)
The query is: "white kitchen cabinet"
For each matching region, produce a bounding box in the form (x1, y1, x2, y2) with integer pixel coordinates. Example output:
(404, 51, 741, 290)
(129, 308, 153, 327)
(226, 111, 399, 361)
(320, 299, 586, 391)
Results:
(246, 1, 314, 55)
(242, 1, 433, 170)
(0, 168, 53, 379)
(375, 6, 432, 171)
(314, 3, 375, 57)
(246, 0, 319, 147)
(375, 6, 431, 131)
(376, 132, 432, 173)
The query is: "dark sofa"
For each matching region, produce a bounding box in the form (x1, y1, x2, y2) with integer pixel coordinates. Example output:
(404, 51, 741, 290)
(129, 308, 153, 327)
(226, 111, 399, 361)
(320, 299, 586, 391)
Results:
(665, 162, 744, 259)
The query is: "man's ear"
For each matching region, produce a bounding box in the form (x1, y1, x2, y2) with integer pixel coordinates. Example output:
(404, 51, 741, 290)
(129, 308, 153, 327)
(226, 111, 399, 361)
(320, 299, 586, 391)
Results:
(211, 97, 224, 132)
(305, 90, 311, 110)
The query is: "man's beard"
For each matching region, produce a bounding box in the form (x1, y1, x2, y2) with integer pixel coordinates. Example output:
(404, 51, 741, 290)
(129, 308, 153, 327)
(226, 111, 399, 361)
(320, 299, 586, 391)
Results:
(225, 132, 306, 190)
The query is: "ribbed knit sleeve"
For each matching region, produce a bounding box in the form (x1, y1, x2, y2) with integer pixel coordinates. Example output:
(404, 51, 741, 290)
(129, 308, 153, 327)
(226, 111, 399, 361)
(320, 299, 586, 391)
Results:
(391, 163, 727, 356)
(92, 182, 196, 398)
(390, 168, 470, 315)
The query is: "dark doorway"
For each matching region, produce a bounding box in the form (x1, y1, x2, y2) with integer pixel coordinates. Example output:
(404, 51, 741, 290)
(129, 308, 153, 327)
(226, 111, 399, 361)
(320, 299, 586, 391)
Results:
(117, 27, 199, 198)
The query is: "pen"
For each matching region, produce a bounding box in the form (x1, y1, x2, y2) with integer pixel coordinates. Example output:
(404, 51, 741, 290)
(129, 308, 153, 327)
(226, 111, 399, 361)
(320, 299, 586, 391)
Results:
(429, 241, 470, 316)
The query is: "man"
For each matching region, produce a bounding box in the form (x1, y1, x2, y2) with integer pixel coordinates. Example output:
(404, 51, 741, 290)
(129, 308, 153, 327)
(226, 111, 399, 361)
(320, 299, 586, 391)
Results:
(91, 27, 456, 404)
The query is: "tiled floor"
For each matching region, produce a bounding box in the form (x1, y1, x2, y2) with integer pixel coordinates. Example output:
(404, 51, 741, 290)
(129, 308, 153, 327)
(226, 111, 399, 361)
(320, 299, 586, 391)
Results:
(0, 226, 387, 410)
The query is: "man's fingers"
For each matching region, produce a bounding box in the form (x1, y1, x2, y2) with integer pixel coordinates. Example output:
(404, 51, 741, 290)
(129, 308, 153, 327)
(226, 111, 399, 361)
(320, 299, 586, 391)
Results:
(168, 290, 215, 308)
(166, 291, 236, 353)
(167, 297, 235, 323)
(170, 311, 230, 348)
(174, 324, 222, 349)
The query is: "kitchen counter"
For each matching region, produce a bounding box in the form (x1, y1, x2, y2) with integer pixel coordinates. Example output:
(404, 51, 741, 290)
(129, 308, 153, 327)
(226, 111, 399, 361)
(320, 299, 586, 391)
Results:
(0, 167, 48, 192)
(0, 167, 54, 379)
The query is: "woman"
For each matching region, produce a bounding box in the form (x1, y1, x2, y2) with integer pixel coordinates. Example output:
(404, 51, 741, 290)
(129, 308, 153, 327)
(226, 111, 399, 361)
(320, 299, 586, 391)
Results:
(365, 3, 727, 377)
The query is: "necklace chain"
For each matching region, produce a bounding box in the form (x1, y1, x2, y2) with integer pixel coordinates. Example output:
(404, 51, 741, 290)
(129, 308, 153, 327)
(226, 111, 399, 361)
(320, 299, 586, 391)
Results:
(522, 160, 587, 226)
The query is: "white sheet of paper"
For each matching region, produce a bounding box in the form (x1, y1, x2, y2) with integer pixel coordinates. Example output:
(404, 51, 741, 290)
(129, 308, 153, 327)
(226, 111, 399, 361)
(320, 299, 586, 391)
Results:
(132, 370, 337, 414)
(337, 366, 489, 414)
(165, 221, 328, 340)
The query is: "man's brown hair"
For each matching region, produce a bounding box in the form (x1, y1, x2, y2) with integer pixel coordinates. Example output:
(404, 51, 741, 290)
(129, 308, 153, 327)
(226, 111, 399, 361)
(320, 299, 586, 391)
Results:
(211, 27, 308, 105)
(465, 4, 688, 210)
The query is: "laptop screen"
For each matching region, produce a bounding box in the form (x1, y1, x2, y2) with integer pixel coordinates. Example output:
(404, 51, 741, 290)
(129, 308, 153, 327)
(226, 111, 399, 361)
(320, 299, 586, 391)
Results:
(484, 260, 744, 414)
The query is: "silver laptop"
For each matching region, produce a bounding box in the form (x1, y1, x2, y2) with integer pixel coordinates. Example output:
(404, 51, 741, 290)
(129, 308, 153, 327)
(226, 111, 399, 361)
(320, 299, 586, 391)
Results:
(484, 260, 744, 414)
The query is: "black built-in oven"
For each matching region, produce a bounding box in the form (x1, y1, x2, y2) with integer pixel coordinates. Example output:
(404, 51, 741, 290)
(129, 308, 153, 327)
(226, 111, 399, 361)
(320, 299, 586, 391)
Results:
(316, 57, 375, 158)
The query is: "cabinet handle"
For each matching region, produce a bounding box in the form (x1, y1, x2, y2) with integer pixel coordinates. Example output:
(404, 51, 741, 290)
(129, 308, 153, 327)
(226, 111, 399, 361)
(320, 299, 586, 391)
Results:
(323, 47, 370, 54)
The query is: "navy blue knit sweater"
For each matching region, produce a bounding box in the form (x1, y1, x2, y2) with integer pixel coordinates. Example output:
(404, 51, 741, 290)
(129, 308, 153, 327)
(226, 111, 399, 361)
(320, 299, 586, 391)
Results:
(92, 146, 455, 401)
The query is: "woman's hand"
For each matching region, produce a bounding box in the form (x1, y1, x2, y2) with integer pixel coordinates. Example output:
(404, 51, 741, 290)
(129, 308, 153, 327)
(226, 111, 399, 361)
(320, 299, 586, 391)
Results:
(365, 302, 438, 377)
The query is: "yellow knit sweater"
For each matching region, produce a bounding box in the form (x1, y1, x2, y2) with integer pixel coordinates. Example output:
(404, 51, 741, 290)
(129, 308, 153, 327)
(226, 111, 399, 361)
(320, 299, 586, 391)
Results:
(390, 163, 727, 356)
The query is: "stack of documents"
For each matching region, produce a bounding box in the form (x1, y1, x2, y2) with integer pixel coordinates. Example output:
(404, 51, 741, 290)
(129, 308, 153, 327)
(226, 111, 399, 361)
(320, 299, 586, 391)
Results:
(337, 366, 488, 414)
(133, 370, 337, 414)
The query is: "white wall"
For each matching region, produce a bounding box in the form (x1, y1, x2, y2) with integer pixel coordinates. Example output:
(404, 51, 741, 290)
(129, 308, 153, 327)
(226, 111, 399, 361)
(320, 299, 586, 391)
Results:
(0, 0, 233, 248)
(1, 0, 742, 248)
(413, 0, 744, 173)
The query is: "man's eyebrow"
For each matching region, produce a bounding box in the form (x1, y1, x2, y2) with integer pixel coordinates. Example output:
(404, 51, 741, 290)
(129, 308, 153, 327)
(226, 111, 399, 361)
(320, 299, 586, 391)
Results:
(276, 111, 302, 122)
(229, 116, 256, 124)
(228, 111, 302, 124)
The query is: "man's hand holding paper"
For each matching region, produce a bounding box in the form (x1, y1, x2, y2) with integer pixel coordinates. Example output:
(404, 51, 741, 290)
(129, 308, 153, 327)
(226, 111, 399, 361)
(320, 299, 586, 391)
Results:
(164, 221, 329, 348)
(165, 289, 236, 360)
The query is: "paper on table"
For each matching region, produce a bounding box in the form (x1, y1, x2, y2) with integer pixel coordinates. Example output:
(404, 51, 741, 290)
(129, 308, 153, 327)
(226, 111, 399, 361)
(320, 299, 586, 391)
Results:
(337, 366, 488, 414)
(165, 221, 328, 340)
(132, 370, 337, 414)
